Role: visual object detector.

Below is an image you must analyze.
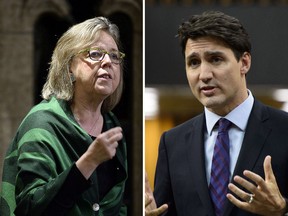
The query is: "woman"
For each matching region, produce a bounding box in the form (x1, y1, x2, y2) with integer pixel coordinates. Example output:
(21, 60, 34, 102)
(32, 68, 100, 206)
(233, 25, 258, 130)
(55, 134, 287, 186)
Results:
(1, 17, 128, 215)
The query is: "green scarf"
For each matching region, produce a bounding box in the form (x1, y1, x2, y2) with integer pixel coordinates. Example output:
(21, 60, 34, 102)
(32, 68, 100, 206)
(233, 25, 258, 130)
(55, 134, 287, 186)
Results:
(0, 97, 128, 216)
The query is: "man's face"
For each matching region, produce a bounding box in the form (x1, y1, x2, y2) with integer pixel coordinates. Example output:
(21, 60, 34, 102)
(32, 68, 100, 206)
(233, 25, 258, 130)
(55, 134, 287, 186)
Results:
(185, 37, 251, 116)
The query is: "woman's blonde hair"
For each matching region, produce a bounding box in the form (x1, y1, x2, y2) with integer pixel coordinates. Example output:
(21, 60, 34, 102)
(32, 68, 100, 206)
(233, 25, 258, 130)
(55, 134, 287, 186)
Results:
(41, 17, 124, 113)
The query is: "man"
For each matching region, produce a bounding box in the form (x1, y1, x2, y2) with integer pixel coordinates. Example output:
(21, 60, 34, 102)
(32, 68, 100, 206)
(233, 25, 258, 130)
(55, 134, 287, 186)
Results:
(145, 11, 288, 216)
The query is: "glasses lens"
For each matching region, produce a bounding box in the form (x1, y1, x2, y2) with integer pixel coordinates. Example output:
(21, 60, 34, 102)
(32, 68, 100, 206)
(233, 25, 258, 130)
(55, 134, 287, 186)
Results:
(88, 48, 124, 64)
(89, 49, 104, 61)
(109, 52, 122, 64)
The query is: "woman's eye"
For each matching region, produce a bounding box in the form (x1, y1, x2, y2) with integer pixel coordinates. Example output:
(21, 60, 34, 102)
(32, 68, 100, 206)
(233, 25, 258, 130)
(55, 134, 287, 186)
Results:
(110, 52, 120, 60)
(89, 50, 103, 59)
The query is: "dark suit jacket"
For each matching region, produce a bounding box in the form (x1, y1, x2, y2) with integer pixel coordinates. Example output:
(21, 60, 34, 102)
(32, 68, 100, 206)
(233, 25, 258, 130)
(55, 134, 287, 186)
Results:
(154, 99, 288, 216)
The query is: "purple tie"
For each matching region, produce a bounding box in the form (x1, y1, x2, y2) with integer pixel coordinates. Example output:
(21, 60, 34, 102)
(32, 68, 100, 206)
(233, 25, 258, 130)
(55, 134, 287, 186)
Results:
(209, 118, 232, 216)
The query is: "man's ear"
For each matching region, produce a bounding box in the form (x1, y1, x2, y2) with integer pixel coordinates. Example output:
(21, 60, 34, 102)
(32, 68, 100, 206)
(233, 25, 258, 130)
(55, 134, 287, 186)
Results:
(240, 52, 251, 75)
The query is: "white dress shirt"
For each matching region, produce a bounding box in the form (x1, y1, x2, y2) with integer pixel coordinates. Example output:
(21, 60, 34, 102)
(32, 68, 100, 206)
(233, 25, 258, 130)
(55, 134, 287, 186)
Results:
(204, 90, 254, 185)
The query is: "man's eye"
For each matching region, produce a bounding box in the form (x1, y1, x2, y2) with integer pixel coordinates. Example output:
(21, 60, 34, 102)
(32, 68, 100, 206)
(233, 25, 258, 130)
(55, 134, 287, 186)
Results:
(188, 59, 200, 68)
(211, 56, 223, 64)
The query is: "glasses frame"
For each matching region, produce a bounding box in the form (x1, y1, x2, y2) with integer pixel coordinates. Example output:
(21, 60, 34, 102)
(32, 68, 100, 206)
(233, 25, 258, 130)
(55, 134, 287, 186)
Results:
(78, 47, 125, 64)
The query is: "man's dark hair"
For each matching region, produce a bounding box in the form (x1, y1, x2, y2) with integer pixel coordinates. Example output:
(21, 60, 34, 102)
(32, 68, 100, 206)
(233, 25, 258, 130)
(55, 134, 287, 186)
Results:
(177, 11, 251, 61)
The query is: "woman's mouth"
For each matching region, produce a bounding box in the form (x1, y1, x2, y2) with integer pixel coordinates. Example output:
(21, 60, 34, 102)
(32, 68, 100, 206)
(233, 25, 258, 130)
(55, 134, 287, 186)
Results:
(98, 73, 112, 79)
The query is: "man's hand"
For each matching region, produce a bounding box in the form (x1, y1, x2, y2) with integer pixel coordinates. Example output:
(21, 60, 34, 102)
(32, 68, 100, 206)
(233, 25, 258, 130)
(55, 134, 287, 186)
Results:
(227, 155, 287, 216)
(145, 172, 168, 216)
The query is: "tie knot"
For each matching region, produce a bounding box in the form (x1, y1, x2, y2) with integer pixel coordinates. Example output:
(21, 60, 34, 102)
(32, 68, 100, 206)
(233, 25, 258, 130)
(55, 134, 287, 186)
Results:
(218, 118, 232, 133)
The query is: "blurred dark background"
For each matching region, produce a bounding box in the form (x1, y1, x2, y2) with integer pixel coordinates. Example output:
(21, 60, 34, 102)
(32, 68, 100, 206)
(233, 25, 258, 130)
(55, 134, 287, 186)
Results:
(146, 3, 288, 86)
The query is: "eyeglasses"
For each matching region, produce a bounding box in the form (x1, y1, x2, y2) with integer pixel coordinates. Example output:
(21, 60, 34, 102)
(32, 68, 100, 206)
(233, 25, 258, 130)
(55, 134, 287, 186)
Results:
(78, 47, 125, 64)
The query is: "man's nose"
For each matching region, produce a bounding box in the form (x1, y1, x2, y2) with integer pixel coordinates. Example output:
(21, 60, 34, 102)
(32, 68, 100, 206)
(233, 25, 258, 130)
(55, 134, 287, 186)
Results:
(199, 63, 213, 81)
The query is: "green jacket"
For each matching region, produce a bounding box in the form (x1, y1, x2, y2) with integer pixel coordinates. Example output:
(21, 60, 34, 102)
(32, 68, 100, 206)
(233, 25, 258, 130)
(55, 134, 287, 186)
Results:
(0, 97, 128, 216)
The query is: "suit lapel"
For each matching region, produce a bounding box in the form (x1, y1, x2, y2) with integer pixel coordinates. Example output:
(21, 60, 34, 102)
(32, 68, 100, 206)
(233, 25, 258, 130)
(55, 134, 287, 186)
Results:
(186, 114, 215, 215)
(224, 100, 271, 215)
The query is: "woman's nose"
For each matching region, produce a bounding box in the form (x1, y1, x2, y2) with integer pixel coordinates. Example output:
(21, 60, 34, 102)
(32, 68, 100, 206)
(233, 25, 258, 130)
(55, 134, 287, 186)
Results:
(101, 53, 112, 66)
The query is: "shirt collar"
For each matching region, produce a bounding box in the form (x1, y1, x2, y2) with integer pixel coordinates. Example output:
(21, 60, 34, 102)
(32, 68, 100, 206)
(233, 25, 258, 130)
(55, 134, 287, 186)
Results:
(205, 90, 254, 135)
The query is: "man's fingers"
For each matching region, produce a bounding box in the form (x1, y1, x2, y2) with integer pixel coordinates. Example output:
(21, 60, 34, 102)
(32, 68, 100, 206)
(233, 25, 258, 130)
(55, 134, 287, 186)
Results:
(146, 204, 168, 216)
(154, 204, 168, 214)
(263, 155, 276, 182)
(233, 174, 258, 194)
(145, 194, 153, 207)
(228, 181, 254, 203)
(145, 172, 153, 193)
(227, 192, 248, 208)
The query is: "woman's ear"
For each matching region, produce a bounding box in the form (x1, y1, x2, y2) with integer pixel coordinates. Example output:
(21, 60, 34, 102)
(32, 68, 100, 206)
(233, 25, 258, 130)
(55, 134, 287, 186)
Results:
(240, 52, 251, 75)
(70, 73, 76, 82)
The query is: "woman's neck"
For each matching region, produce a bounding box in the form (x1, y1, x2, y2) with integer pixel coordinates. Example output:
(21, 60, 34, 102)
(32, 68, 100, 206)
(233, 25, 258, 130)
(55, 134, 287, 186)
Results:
(71, 98, 104, 137)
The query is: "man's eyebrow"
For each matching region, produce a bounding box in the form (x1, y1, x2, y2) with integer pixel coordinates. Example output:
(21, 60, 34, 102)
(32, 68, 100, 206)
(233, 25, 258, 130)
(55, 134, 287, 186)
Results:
(186, 50, 224, 57)
(187, 52, 199, 57)
(186, 52, 200, 61)
(185, 50, 226, 61)
(205, 50, 225, 56)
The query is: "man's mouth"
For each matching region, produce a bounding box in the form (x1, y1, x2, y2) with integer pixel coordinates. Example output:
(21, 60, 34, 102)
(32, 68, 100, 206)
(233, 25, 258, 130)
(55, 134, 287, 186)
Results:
(200, 86, 216, 96)
(201, 86, 215, 91)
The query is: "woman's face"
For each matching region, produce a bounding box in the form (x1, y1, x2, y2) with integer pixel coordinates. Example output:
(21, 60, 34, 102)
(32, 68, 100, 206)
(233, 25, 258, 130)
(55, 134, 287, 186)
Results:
(70, 31, 121, 102)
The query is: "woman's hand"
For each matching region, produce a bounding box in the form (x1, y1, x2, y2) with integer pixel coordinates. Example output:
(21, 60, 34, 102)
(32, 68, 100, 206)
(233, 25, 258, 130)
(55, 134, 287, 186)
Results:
(76, 127, 123, 179)
(88, 126, 122, 163)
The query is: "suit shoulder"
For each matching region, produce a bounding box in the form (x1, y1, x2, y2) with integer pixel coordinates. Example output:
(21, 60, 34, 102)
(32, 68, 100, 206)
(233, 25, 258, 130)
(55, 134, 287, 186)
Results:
(266, 105, 288, 124)
(164, 113, 204, 135)
(260, 101, 288, 119)
(267, 105, 288, 116)
(254, 100, 288, 127)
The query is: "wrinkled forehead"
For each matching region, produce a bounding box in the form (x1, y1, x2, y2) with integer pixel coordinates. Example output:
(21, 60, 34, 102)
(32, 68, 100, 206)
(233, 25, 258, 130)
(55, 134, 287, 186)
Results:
(185, 36, 231, 55)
